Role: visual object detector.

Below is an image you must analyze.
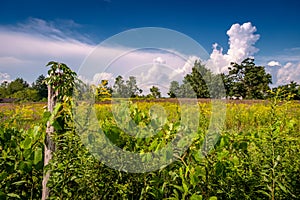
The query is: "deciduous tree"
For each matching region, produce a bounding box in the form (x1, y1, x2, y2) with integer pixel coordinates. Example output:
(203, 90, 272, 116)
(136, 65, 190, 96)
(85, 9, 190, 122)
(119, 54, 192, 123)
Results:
(227, 58, 272, 99)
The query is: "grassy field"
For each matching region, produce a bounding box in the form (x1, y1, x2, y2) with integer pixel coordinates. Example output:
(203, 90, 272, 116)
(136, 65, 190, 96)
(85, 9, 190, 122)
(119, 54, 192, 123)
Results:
(0, 99, 300, 199)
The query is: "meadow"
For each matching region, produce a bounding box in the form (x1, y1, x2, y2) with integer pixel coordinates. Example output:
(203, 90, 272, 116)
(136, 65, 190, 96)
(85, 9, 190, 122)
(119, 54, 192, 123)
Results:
(0, 99, 299, 199)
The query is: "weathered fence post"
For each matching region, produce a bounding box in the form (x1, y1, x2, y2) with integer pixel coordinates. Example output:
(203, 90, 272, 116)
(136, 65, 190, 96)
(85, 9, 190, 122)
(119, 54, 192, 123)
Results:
(42, 69, 58, 200)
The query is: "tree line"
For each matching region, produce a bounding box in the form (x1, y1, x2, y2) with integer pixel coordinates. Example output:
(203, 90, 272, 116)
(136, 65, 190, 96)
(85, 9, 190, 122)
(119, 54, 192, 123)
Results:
(0, 75, 48, 102)
(1, 58, 299, 102)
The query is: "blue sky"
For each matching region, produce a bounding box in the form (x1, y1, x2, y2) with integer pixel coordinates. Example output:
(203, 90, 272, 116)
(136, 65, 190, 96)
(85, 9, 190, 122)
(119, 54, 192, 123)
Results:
(0, 0, 300, 88)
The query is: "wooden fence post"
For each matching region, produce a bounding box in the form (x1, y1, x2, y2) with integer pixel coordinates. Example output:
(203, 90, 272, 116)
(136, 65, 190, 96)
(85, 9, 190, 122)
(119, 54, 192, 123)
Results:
(42, 84, 57, 200)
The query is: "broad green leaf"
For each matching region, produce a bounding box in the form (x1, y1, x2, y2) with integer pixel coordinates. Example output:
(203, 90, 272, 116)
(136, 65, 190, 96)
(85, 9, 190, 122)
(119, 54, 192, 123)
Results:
(7, 193, 21, 198)
(34, 147, 43, 165)
(190, 194, 203, 200)
(24, 149, 32, 160)
(32, 126, 41, 140)
(21, 136, 31, 149)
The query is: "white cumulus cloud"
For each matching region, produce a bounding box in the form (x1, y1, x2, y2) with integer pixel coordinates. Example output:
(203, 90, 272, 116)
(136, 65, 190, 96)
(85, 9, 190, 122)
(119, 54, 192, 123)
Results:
(267, 61, 281, 67)
(206, 22, 260, 73)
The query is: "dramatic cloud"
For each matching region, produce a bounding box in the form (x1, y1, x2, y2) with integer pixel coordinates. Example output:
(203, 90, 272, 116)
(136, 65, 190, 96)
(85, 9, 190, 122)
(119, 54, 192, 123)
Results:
(205, 22, 300, 86)
(206, 22, 260, 73)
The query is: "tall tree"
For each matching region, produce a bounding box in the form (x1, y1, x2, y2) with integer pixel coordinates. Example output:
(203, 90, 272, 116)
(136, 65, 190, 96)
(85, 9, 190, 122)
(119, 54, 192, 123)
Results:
(227, 58, 272, 99)
(182, 60, 227, 98)
(168, 81, 180, 98)
(184, 61, 210, 98)
(221, 73, 232, 98)
(179, 79, 195, 98)
(126, 76, 142, 98)
(113, 75, 126, 97)
(33, 74, 48, 100)
(149, 86, 161, 98)
(11, 88, 40, 102)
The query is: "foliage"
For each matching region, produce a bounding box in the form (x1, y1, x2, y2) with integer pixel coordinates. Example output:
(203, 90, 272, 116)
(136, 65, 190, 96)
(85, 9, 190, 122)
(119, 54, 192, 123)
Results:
(42, 95, 300, 199)
(168, 81, 180, 98)
(149, 85, 161, 98)
(0, 125, 45, 199)
(0, 104, 44, 129)
(226, 58, 272, 99)
(32, 75, 48, 101)
(93, 80, 112, 101)
(184, 60, 211, 98)
(167, 60, 225, 98)
(45, 61, 78, 101)
(11, 88, 40, 102)
(113, 75, 142, 98)
(1, 59, 300, 199)
(7, 78, 29, 95)
(0, 97, 299, 199)
(0, 78, 32, 101)
(0, 75, 48, 102)
(269, 81, 300, 100)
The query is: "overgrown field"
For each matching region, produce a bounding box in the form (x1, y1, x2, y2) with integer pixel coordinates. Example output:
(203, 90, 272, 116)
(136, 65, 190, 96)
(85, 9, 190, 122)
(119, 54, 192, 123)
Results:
(0, 100, 299, 199)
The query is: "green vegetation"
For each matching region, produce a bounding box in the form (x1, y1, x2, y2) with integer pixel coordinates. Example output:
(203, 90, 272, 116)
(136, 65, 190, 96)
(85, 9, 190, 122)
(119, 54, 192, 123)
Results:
(225, 58, 272, 99)
(0, 75, 48, 102)
(1, 93, 300, 199)
(0, 60, 300, 199)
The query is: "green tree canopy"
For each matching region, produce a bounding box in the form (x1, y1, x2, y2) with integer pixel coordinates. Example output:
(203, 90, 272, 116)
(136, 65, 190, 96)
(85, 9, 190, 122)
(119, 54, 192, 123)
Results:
(227, 58, 272, 99)
(113, 76, 142, 98)
(168, 81, 180, 98)
(149, 86, 161, 98)
(168, 60, 224, 98)
(7, 78, 29, 96)
(32, 74, 48, 100)
(126, 76, 142, 98)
